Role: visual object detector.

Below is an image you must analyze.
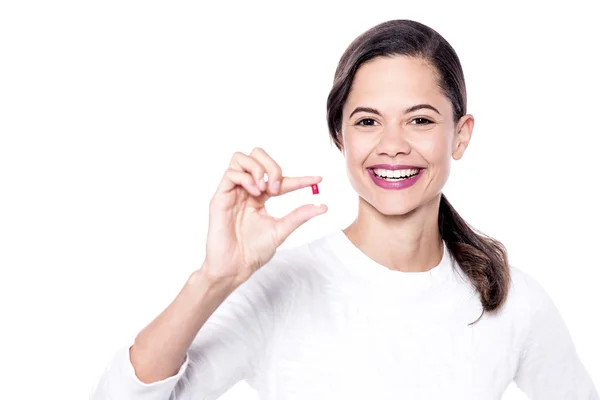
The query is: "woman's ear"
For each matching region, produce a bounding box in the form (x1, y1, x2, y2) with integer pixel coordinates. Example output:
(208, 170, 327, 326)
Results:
(452, 114, 474, 160)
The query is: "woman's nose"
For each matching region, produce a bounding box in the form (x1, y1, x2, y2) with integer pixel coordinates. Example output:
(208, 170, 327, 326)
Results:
(375, 125, 411, 157)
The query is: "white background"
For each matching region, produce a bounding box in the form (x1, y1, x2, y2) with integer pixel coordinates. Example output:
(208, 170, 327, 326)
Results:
(1, 1, 599, 399)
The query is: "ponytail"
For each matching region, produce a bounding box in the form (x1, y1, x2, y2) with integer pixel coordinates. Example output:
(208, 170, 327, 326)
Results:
(438, 193, 511, 325)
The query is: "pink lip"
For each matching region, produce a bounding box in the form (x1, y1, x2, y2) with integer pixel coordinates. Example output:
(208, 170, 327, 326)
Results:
(367, 167, 424, 190)
(367, 164, 424, 170)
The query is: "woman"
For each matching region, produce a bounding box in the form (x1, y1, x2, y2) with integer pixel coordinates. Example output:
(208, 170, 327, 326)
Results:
(91, 19, 598, 399)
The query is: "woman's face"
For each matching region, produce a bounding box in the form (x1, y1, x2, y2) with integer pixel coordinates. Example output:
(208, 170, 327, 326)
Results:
(340, 55, 473, 216)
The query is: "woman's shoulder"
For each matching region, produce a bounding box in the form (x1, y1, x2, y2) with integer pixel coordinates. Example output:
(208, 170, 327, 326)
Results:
(506, 264, 556, 317)
(264, 231, 335, 276)
(243, 230, 336, 290)
(249, 233, 330, 283)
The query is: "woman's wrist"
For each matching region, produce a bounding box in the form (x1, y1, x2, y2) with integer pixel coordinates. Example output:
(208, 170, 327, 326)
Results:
(186, 264, 239, 306)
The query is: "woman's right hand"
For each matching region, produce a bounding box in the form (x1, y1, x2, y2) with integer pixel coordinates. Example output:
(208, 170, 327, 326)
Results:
(201, 147, 327, 287)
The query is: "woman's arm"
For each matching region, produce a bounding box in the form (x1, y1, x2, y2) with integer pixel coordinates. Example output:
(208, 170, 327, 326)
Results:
(90, 259, 283, 400)
(129, 265, 238, 384)
(513, 275, 599, 399)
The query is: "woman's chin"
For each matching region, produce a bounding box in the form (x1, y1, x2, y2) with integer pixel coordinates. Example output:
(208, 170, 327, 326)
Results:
(369, 200, 420, 217)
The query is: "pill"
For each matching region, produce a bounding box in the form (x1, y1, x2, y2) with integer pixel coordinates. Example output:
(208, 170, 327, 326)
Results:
(311, 183, 322, 206)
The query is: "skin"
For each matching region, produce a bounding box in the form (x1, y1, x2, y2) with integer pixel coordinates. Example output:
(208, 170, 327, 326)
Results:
(340, 55, 474, 272)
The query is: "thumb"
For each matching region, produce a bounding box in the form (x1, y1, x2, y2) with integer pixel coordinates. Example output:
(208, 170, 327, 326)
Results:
(274, 204, 328, 243)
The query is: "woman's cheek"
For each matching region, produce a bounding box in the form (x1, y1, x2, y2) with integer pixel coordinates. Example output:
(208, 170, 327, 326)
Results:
(421, 135, 452, 164)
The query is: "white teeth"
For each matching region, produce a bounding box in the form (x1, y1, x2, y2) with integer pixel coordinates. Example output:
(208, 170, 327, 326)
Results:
(373, 168, 419, 178)
(371, 168, 421, 180)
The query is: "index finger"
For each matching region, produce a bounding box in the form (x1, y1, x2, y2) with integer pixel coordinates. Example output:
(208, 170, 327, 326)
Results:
(278, 175, 322, 196)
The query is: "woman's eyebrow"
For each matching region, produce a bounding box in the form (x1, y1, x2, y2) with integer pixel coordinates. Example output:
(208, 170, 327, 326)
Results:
(349, 107, 381, 118)
(349, 104, 441, 119)
(405, 103, 441, 115)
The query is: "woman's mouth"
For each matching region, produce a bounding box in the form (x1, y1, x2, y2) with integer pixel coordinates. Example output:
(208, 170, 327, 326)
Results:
(371, 168, 421, 181)
(367, 167, 424, 190)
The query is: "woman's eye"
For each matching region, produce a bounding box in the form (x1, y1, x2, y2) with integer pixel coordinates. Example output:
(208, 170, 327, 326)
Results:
(356, 118, 377, 126)
(411, 117, 433, 125)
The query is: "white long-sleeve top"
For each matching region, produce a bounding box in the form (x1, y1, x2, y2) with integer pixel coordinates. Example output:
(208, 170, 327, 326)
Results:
(90, 228, 599, 399)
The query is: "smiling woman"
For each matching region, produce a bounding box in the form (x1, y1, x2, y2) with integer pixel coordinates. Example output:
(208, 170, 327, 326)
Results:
(326, 28, 503, 321)
(91, 19, 599, 400)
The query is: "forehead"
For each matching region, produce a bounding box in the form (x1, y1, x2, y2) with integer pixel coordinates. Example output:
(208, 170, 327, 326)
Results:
(345, 55, 449, 113)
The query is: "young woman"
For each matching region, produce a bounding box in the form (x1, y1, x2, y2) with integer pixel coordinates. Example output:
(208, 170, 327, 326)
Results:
(91, 19, 598, 399)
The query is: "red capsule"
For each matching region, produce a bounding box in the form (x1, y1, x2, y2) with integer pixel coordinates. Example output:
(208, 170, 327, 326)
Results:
(311, 183, 319, 195)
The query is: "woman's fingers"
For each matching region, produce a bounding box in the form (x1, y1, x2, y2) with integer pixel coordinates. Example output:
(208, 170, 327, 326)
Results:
(278, 175, 322, 196)
(274, 203, 328, 244)
(249, 147, 283, 195)
(215, 169, 262, 197)
(224, 148, 322, 199)
(229, 151, 267, 191)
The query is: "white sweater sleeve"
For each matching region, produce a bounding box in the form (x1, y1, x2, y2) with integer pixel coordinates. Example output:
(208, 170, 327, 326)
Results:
(90, 259, 289, 400)
(513, 273, 599, 399)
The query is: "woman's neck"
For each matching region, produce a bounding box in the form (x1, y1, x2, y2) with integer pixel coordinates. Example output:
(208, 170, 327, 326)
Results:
(343, 194, 443, 272)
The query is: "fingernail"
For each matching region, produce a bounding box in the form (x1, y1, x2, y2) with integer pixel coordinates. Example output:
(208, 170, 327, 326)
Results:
(258, 178, 266, 191)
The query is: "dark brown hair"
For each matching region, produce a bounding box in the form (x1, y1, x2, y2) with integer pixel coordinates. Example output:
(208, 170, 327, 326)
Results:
(326, 19, 511, 325)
